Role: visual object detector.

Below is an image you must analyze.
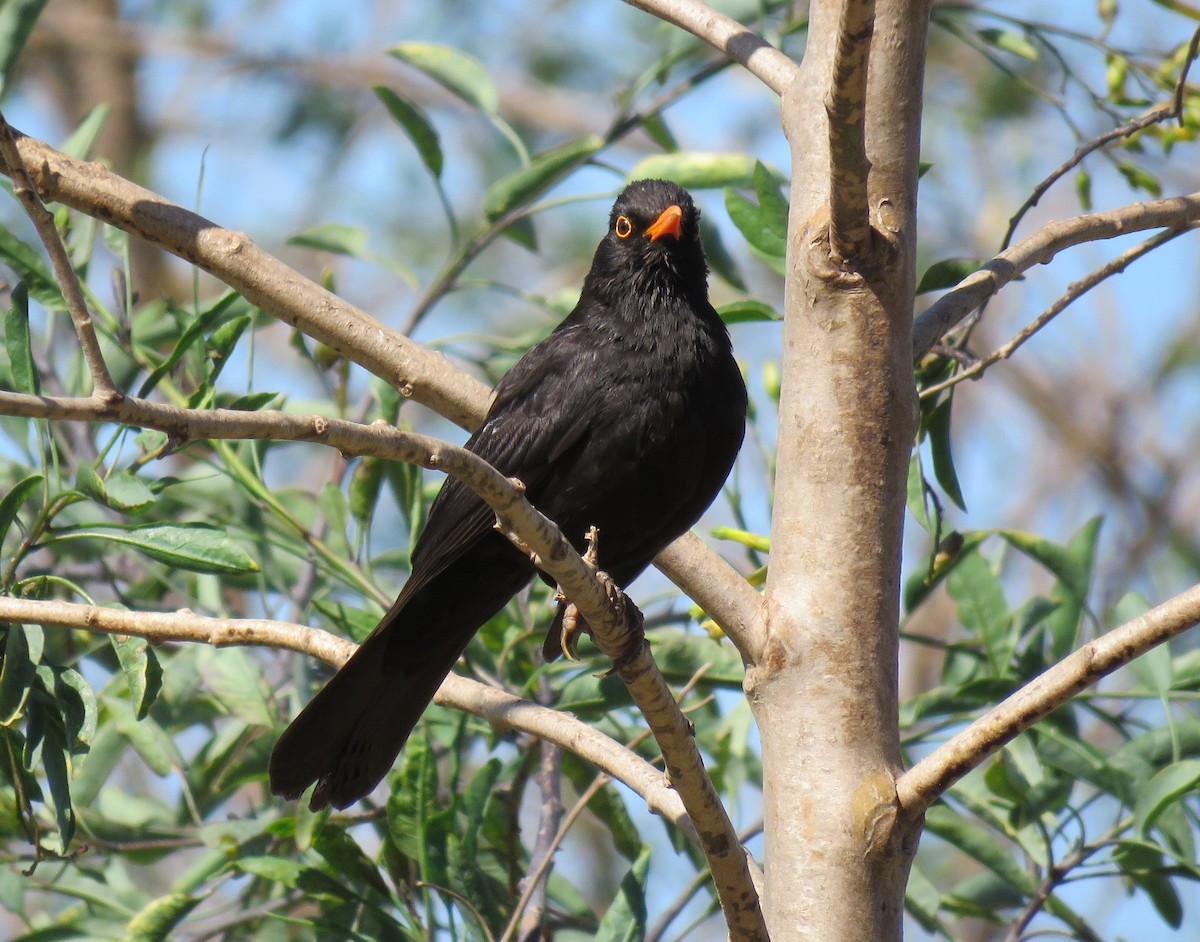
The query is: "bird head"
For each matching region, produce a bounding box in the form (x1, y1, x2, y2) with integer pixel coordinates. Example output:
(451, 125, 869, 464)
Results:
(593, 179, 707, 293)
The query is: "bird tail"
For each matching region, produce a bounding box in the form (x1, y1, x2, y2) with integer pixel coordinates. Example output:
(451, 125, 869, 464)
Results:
(268, 545, 534, 810)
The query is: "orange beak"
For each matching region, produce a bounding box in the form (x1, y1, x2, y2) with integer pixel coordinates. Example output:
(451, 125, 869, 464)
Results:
(644, 204, 684, 241)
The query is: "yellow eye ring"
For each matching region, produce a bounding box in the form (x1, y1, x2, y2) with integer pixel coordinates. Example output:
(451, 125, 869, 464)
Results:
(614, 215, 633, 238)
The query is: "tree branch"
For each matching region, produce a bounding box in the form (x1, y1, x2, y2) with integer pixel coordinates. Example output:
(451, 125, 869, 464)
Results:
(576, 549, 768, 942)
(826, 0, 875, 262)
(0, 595, 695, 833)
(0, 127, 490, 430)
(911, 191, 1200, 361)
(621, 0, 799, 95)
(0, 112, 117, 397)
(896, 582, 1200, 816)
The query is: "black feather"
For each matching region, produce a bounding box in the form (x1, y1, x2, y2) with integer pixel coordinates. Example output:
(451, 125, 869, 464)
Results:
(268, 179, 747, 809)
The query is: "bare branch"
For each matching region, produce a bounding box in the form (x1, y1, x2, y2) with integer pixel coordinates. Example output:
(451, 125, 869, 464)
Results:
(0, 595, 694, 833)
(912, 191, 1200, 361)
(0, 112, 117, 397)
(0, 127, 490, 430)
(826, 0, 875, 261)
(621, 0, 798, 95)
(920, 224, 1197, 398)
(896, 582, 1200, 816)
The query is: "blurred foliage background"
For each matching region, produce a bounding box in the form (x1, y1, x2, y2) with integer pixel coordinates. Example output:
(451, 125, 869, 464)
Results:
(0, 0, 1198, 939)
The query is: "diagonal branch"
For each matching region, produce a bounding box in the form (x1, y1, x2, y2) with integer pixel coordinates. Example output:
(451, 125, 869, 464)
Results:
(0, 113, 117, 398)
(0, 596, 692, 832)
(912, 191, 1200, 361)
(826, 0, 875, 262)
(896, 582, 1200, 817)
(621, 0, 799, 95)
(0, 127, 490, 430)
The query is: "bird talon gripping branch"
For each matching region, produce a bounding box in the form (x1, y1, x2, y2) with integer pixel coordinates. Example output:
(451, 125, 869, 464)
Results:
(269, 180, 746, 810)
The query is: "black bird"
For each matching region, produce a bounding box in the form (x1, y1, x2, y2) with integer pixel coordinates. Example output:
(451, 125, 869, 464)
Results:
(269, 179, 747, 810)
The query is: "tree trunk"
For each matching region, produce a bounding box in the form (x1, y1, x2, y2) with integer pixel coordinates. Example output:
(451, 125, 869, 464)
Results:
(749, 1, 931, 937)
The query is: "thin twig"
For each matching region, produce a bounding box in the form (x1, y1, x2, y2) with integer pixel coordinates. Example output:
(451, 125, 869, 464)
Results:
(0, 110, 118, 398)
(920, 224, 1196, 398)
(911, 190, 1200, 361)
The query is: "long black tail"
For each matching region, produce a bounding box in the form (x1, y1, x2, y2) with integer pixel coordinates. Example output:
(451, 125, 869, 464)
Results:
(269, 541, 535, 810)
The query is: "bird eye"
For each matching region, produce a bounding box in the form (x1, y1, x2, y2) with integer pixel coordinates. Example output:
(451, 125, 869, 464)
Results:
(614, 215, 633, 238)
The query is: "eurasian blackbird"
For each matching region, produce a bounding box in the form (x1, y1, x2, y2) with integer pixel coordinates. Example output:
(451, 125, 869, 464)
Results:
(269, 179, 747, 810)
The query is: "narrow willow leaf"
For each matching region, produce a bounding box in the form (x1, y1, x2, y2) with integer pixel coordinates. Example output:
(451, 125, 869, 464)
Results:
(594, 845, 651, 942)
(59, 103, 111, 160)
(110, 634, 163, 720)
(126, 892, 202, 942)
(710, 525, 770, 552)
(5, 283, 38, 394)
(50, 524, 259, 576)
(725, 189, 786, 259)
(631, 152, 766, 189)
(978, 27, 1039, 60)
(388, 42, 499, 114)
(373, 85, 443, 178)
(0, 0, 49, 90)
(917, 258, 982, 294)
(483, 135, 605, 222)
(926, 397, 966, 510)
(0, 624, 37, 724)
(716, 299, 779, 323)
(0, 473, 42, 543)
(287, 223, 368, 256)
(1135, 760, 1200, 838)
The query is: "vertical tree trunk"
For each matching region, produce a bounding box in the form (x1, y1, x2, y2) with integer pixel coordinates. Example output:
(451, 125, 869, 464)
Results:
(748, 1, 931, 937)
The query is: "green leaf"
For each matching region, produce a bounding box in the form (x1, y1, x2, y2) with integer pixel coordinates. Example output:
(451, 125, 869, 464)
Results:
(907, 453, 931, 531)
(925, 804, 1037, 893)
(56, 668, 97, 749)
(106, 696, 182, 776)
(1135, 760, 1200, 838)
(27, 694, 75, 852)
(978, 28, 1039, 61)
(373, 85, 443, 178)
(5, 282, 38, 395)
(101, 472, 157, 513)
(947, 549, 1012, 674)
(753, 160, 789, 238)
(287, 223, 368, 256)
(196, 647, 273, 727)
(234, 856, 305, 887)
(314, 823, 391, 897)
(109, 634, 163, 720)
(0, 473, 42, 543)
(126, 892, 202, 942)
(1117, 162, 1162, 197)
(388, 42, 499, 114)
(0, 624, 39, 724)
(726, 188, 784, 256)
(50, 523, 259, 576)
(59, 104, 111, 160)
(483, 135, 605, 222)
(350, 455, 385, 527)
(630, 152, 767, 189)
(710, 526, 770, 552)
(594, 844, 651, 942)
(716, 299, 780, 323)
(926, 397, 966, 511)
(0, 231, 57, 305)
(0, 0, 49, 90)
(1001, 518, 1100, 660)
(917, 258, 981, 294)
(135, 292, 242, 398)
